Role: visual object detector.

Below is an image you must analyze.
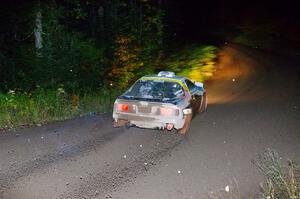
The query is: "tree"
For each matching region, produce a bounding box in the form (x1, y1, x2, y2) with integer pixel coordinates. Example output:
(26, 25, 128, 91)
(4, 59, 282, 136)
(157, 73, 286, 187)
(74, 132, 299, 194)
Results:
(34, 8, 43, 56)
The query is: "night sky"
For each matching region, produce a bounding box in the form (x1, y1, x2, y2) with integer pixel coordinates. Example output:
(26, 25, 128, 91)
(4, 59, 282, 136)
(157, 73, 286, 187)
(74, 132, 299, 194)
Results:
(164, 0, 300, 44)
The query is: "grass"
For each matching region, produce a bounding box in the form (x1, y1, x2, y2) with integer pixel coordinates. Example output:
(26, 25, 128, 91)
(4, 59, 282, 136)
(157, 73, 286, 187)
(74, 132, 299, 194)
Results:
(0, 87, 121, 130)
(209, 149, 300, 199)
(254, 149, 300, 199)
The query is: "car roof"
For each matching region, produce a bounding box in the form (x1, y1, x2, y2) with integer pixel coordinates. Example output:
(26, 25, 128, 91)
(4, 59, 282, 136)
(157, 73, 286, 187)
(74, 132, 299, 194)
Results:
(139, 74, 189, 91)
(142, 74, 187, 81)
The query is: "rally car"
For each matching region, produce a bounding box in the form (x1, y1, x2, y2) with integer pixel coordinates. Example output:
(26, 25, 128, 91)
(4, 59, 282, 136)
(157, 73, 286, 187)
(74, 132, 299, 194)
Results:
(112, 71, 207, 135)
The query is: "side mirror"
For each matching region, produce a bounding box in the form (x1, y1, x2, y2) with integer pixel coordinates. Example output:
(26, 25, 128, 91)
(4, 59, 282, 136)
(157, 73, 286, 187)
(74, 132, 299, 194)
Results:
(195, 82, 204, 88)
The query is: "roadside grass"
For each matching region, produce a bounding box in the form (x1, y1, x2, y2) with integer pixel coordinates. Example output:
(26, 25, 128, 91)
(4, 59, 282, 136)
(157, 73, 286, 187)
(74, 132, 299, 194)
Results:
(254, 149, 300, 199)
(0, 88, 121, 130)
(209, 149, 300, 199)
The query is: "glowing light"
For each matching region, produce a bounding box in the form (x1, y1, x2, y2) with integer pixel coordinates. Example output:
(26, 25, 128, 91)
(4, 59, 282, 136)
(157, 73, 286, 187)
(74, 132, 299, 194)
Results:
(118, 104, 129, 112)
(207, 47, 257, 105)
(160, 107, 173, 116)
(225, 185, 230, 192)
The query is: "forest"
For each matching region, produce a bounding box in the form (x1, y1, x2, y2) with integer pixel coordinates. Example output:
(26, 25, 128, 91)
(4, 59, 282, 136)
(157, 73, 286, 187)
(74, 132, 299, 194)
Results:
(0, 0, 217, 129)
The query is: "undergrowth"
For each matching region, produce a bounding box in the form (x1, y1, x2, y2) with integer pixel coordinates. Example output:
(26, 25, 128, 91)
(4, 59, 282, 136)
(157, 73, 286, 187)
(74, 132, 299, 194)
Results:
(0, 44, 218, 130)
(164, 45, 218, 82)
(209, 149, 300, 199)
(0, 88, 120, 130)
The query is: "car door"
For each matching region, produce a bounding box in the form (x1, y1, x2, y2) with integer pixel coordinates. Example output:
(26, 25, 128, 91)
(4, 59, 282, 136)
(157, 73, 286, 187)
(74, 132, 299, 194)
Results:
(184, 79, 201, 115)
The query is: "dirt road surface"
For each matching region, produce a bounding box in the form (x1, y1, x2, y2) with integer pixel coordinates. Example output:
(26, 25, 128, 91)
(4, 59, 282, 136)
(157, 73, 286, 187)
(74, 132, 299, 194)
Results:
(1, 45, 299, 199)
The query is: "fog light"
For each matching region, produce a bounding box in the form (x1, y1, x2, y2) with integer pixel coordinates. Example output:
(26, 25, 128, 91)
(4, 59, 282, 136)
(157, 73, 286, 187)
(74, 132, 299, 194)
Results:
(166, 123, 174, 131)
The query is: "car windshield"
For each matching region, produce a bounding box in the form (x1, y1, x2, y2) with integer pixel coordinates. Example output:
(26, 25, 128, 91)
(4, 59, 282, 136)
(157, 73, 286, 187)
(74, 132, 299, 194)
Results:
(123, 80, 185, 101)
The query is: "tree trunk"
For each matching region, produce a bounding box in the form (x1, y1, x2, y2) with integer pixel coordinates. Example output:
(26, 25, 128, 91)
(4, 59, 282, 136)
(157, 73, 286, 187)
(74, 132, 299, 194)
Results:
(34, 10, 43, 56)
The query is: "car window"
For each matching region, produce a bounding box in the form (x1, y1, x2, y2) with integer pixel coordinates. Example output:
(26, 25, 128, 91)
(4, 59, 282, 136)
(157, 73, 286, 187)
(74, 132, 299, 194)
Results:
(185, 79, 197, 93)
(124, 80, 185, 101)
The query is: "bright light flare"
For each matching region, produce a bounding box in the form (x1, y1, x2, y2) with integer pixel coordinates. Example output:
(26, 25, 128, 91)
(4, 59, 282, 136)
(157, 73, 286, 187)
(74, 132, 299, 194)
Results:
(207, 47, 257, 105)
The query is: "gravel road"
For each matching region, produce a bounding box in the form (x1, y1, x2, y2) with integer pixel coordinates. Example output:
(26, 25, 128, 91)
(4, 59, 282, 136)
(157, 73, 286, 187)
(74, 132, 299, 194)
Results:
(1, 45, 299, 199)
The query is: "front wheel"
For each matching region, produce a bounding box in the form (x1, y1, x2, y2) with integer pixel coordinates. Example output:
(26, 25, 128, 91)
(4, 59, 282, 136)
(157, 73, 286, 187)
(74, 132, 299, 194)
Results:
(199, 93, 207, 113)
(178, 114, 192, 135)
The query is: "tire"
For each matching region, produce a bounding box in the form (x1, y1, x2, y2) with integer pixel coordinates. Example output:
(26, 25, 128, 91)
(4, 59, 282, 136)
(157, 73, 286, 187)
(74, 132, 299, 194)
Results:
(178, 113, 192, 135)
(113, 119, 128, 128)
(199, 92, 207, 113)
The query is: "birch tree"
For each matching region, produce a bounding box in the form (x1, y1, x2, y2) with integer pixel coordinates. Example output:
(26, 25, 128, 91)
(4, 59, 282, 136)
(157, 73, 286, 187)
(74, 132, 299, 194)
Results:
(34, 9, 43, 56)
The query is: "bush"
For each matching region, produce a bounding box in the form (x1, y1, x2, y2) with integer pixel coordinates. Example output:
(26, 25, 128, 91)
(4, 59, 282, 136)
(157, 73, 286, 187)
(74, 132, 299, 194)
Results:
(0, 88, 121, 130)
(164, 45, 218, 82)
(254, 149, 300, 199)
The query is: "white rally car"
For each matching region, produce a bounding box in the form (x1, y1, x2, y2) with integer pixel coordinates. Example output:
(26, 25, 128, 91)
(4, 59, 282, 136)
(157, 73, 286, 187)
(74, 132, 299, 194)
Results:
(112, 71, 207, 135)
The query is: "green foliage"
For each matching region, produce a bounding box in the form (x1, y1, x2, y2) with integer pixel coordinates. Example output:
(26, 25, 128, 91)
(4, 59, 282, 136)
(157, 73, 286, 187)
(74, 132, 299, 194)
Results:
(34, 6, 107, 90)
(164, 45, 217, 82)
(108, 0, 164, 88)
(0, 0, 165, 129)
(0, 0, 164, 92)
(109, 35, 144, 88)
(0, 88, 121, 129)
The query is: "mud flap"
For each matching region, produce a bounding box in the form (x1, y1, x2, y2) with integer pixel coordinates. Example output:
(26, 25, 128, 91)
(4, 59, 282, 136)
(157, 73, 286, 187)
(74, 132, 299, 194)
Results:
(112, 119, 128, 128)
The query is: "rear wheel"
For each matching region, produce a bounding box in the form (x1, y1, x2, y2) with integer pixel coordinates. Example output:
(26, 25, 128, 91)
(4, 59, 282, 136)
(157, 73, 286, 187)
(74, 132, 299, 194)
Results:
(178, 113, 192, 135)
(199, 92, 207, 113)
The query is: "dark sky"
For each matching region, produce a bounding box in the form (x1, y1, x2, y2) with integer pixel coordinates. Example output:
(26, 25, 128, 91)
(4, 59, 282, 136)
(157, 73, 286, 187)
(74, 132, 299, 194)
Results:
(164, 0, 300, 42)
